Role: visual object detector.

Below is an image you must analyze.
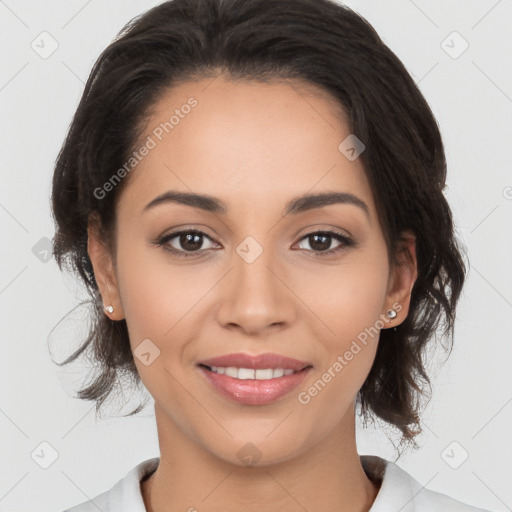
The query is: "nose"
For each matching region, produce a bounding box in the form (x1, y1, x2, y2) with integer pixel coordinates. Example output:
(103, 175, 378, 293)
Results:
(216, 242, 296, 335)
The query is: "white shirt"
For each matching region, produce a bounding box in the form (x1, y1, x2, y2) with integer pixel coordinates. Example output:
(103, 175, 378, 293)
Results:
(61, 456, 492, 511)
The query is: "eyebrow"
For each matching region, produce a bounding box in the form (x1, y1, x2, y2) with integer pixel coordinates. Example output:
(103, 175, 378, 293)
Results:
(143, 190, 370, 220)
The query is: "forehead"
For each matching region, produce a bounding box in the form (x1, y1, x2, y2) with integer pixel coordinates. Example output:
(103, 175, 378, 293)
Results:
(118, 75, 373, 216)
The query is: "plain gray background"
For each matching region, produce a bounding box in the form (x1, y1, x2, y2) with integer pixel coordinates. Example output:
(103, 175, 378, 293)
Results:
(1, 1, 511, 511)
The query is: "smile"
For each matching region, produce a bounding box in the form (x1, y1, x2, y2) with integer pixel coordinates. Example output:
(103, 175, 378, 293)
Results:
(198, 364, 312, 405)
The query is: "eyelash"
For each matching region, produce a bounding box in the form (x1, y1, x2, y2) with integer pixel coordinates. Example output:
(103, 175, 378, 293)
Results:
(154, 229, 355, 258)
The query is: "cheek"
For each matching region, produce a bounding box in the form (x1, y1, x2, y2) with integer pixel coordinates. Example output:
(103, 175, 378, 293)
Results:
(113, 240, 198, 401)
(113, 234, 221, 398)
(114, 234, 203, 344)
(294, 251, 389, 403)
(300, 251, 390, 346)
(296, 286, 386, 431)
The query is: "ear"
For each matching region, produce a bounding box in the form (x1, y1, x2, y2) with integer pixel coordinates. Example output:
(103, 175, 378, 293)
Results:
(87, 212, 125, 320)
(382, 231, 418, 328)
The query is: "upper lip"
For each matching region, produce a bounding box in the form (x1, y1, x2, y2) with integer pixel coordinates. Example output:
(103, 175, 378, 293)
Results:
(198, 352, 312, 371)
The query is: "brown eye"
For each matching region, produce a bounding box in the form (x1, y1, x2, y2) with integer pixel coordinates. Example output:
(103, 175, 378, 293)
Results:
(156, 230, 218, 256)
(296, 230, 354, 256)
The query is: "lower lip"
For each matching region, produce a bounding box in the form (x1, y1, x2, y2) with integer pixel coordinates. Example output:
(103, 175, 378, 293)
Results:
(198, 365, 312, 405)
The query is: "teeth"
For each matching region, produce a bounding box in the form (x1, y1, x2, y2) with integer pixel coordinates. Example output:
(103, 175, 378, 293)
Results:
(225, 367, 239, 378)
(209, 366, 296, 379)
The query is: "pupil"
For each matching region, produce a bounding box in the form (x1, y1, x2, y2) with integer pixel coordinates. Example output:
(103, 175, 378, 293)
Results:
(181, 233, 202, 251)
(310, 234, 330, 251)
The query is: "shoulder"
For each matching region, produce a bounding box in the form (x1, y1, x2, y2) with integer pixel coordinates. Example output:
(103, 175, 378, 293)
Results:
(414, 486, 491, 511)
(361, 455, 494, 512)
(59, 457, 160, 512)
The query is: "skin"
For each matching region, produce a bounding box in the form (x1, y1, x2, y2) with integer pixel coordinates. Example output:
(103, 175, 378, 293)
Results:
(88, 74, 417, 512)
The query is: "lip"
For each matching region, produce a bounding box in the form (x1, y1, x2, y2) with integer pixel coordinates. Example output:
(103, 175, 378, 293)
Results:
(198, 352, 312, 371)
(197, 352, 313, 405)
(198, 365, 312, 405)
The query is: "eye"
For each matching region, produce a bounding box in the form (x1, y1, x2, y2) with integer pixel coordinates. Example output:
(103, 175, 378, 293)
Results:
(295, 230, 355, 256)
(154, 228, 355, 258)
(155, 230, 218, 257)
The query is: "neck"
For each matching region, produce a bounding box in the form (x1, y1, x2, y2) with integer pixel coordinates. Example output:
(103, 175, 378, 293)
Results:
(141, 403, 381, 512)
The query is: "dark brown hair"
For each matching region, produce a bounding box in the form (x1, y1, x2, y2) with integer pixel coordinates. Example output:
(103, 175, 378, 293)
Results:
(50, 0, 466, 448)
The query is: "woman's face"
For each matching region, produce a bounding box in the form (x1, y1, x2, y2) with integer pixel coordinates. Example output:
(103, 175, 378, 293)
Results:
(89, 75, 416, 466)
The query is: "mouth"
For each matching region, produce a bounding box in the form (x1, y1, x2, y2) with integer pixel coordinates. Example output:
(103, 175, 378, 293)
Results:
(197, 361, 313, 405)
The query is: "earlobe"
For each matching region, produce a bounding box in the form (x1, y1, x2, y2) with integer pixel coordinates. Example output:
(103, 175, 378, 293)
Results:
(383, 231, 418, 327)
(87, 213, 124, 320)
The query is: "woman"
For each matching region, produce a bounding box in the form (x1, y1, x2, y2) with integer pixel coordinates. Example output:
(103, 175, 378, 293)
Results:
(51, 0, 491, 510)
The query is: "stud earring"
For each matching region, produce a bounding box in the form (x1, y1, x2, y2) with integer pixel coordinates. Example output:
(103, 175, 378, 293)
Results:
(104, 304, 114, 314)
(386, 308, 397, 320)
